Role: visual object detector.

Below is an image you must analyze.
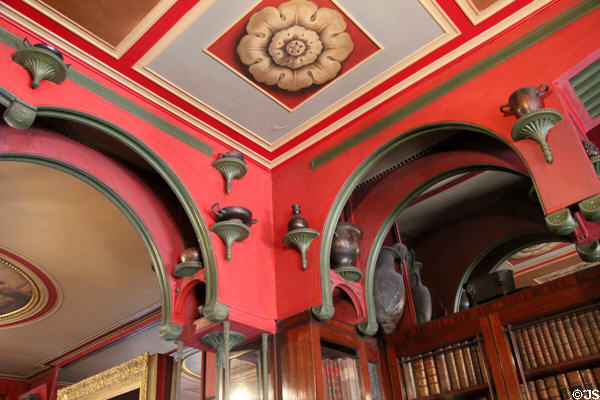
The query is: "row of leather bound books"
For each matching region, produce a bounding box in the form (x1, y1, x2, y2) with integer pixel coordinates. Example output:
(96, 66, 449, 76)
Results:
(321, 355, 362, 400)
(520, 367, 600, 399)
(402, 340, 489, 399)
(512, 308, 600, 370)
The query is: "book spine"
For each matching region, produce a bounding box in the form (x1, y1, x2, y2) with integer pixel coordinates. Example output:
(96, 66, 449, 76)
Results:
(444, 345, 461, 390)
(322, 360, 331, 400)
(548, 319, 568, 362)
(423, 352, 440, 396)
(412, 357, 429, 398)
(403, 359, 416, 399)
(555, 374, 570, 400)
(576, 312, 598, 354)
(581, 369, 597, 392)
(515, 329, 531, 370)
(562, 316, 583, 358)
(544, 376, 561, 400)
(566, 370, 585, 393)
(339, 359, 349, 400)
(594, 367, 600, 389)
(541, 321, 560, 364)
(569, 314, 591, 356)
(453, 345, 470, 388)
(434, 351, 451, 393)
(469, 344, 485, 384)
(461, 343, 478, 386)
(528, 380, 540, 400)
(555, 318, 575, 360)
(527, 325, 546, 366)
(534, 323, 554, 365)
(535, 378, 550, 400)
(325, 359, 335, 400)
(334, 359, 343, 400)
(584, 311, 600, 353)
(521, 328, 539, 369)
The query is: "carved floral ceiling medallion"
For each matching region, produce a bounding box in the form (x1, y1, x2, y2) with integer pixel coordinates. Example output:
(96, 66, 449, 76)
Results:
(236, 0, 354, 92)
(205, 0, 380, 110)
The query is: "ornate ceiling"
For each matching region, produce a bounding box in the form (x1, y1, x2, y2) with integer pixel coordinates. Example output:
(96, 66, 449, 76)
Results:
(0, 0, 553, 166)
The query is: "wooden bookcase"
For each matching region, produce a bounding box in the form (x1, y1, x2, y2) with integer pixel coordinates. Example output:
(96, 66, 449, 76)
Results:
(386, 266, 600, 400)
(277, 314, 392, 400)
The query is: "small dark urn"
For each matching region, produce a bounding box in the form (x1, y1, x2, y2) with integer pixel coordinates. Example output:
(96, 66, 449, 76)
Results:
(374, 243, 407, 335)
(407, 256, 432, 324)
(288, 204, 308, 231)
(331, 222, 363, 282)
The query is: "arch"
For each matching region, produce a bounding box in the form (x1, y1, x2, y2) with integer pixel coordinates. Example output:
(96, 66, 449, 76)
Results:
(453, 229, 570, 312)
(314, 122, 536, 335)
(0, 96, 225, 338)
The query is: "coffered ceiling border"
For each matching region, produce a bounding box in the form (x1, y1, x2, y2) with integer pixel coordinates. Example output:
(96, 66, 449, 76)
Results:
(133, 0, 457, 148)
(456, 0, 516, 25)
(21, 0, 176, 58)
(0, 1, 556, 168)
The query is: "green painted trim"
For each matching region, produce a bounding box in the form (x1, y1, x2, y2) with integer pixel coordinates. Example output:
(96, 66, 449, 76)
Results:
(313, 122, 525, 325)
(0, 154, 172, 326)
(310, 0, 600, 170)
(358, 165, 525, 336)
(0, 28, 212, 157)
(452, 229, 562, 312)
(0, 87, 227, 327)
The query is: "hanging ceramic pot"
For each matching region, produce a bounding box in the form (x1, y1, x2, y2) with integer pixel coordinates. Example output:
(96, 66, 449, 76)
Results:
(374, 243, 407, 335)
(408, 258, 432, 324)
(331, 222, 363, 281)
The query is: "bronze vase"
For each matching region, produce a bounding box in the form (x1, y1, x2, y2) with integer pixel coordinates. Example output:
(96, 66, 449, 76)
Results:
(331, 222, 363, 281)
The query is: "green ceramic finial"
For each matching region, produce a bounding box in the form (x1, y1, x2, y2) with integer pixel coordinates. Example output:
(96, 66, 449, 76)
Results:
(212, 155, 247, 194)
(511, 109, 562, 163)
(13, 40, 68, 89)
(284, 228, 319, 270)
(210, 219, 250, 260)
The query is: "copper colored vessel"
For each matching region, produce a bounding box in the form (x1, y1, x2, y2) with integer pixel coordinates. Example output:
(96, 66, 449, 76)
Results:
(500, 84, 549, 118)
(330, 222, 363, 268)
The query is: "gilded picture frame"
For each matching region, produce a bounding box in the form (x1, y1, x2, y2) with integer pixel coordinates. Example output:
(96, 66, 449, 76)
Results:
(57, 353, 158, 400)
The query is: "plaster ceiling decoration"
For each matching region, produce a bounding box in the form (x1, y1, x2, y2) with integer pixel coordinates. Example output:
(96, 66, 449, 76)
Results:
(508, 241, 563, 260)
(21, 0, 175, 57)
(0, 248, 61, 329)
(0, 0, 555, 164)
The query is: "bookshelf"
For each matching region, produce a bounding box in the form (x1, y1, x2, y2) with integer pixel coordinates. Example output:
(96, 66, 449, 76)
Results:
(278, 313, 392, 400)
(399, 337, 491, 399)
(386, 266, 600, 400)
(506, 303, 600, 399)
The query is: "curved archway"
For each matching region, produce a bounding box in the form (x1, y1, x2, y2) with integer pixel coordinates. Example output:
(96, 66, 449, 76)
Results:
(0, 104, 223, 339)
(453, 229, 570, 312)
(314, 122, 536, 335)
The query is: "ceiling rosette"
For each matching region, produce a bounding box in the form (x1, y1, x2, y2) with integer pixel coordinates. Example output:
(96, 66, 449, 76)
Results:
(236, 0, 354, 92)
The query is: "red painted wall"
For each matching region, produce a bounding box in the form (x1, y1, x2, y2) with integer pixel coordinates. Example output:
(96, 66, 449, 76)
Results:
(271, 1, 600, 320)
(0, 20, 278, 337)
(0, 379, 29, 400)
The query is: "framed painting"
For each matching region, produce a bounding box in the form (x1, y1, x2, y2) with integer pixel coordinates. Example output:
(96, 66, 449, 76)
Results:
(56, 353, 158, 400)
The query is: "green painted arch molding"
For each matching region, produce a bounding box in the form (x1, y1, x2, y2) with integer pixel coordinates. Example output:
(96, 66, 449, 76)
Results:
(0, 88, 226, 337)
(0, 154, 171, 327)
(314, 121, 534, 335)
(453, 229, 570, 312)
(32, 106, 227, 328)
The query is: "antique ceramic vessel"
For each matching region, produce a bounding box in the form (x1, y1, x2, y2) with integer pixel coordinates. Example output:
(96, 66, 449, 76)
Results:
(287, 204, 308, 231)
(500, 84, 549, 118)
(212, 203, 257, 226)
(374, 243, 406, 335)
(330, 222, 363, 268)
(217, 150, 245, 162)
(407, 257, 432, 324)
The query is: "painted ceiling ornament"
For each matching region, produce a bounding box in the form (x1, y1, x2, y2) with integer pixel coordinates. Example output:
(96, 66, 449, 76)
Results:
(237, 0, 354, 92)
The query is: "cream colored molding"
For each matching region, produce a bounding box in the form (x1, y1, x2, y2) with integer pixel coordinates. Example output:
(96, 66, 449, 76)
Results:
(22, 0, 176, 58)
(56, 353, 157, 400)
(36, 306, 161, 368)
(456, 0, 517, 25)
(1, 0, 553, 168)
